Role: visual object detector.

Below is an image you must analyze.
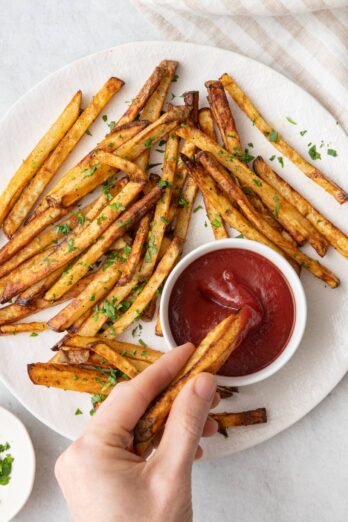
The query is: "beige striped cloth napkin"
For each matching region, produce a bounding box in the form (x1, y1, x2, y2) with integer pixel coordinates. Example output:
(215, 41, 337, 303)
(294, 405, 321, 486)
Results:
(131, 0, 348, 132)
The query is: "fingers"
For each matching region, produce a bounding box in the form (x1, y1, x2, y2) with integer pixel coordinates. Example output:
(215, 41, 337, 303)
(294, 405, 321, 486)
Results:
(154, 373, 217, 474)
(86, 343, 195, 446)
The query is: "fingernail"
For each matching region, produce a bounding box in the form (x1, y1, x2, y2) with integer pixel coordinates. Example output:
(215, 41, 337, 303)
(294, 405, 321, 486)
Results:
(194, 373, 217, 401)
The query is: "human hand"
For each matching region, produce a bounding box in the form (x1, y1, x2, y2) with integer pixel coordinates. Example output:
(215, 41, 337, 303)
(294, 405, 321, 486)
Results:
(55, 343, 220, 522)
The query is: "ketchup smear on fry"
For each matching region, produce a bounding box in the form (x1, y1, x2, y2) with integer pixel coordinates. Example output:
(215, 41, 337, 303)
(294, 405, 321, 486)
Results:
(169, 248, 295, 376)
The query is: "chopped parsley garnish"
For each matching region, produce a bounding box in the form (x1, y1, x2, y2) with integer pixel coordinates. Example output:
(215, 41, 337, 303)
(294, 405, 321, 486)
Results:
(269, 155, 276, 161)
(178, 196, 189, 208)
(286, 117, 297, 125)
(160, 216, 169, 225)
(54, 223, 72, 235)
(308, 144, 321, 160)
(327, 148, 338, 157)
(172, 74, 179, 82)
(83, 163, 99, 178)
(139, 339, 147, 347)
(243, 187, 253, 196)
(211, 217, 222, 228)
(158, 139, 166, 147)
(102, 115, 108, 122)
(107, 121, 116, 130)
(273, 195, 280, 218)
(144, 137, 154, 149)
(30, 332, 39, 337)
(277, 157, 284, 168)
(193, 205, 203, 213)
(253, 178, 262, 187)
(158, 180, 176, 189)
(0, 442, 14, 486)
(66, 239, 78, 253)
(248, 142, 254, 148)
(96, 214, 107, 225)
(89, 294, 96, 302)
(234, 149, 255, 163)
(235, 233, 244, 239)
(74, 212, 87, 226)
(75, 408, 83, 416)
(147, 163, 162, 170)
(266, 129, 278, 142)
(110, 202, 126, 212)
(300, 130, 307, 136)
(102, 179, 116, 200)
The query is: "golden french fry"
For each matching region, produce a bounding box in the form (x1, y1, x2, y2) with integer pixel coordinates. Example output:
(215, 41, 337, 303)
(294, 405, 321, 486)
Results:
(140, 297, 157, 322)
(103, 238, 181, 338)
(141, 134, 179, 278)
(116, 65, 163, 127)
(173, 176, 198, 245)
(93, 151, 147, 182)
(205, 80, 241, 152)
(0, 322, 48, 335)
(211, 408, 267, 436)
(4, 78, 124, 235)
(220, 73, 348, 204)
(134, 310, 251, 456)
(140, 60, 178, 123)
(177, 126, 329, 250)
(27, 363, 118, 394)
(254, 156, 348, 260)
(89, 343, 139, 378)
(118, 214, 152, 285)
(63, 335, 163, 364)
(0, 91, 82, 227)
(155, 309, 163, 337)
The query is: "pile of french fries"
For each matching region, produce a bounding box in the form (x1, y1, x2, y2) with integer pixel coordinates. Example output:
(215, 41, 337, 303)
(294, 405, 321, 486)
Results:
(1, 59, 347, 449)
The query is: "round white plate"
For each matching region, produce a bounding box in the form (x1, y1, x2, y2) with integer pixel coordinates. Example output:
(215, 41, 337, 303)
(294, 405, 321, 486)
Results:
(0, 407, 35, 521)
(0, 41, 347, 460)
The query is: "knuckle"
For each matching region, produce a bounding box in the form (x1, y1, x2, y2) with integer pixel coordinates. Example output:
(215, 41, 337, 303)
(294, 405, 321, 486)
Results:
(180, 409, 204, 439)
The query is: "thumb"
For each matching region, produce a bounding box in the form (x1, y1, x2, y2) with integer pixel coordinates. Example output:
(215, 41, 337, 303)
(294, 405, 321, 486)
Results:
(154, 373, 216, 474)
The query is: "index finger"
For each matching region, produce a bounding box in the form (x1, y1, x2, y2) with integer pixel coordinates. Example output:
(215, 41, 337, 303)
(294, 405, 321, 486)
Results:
(86, 343, 195, 446)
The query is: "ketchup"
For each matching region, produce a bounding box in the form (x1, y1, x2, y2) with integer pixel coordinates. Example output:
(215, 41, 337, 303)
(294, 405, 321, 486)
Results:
(169, 248, 295, 376)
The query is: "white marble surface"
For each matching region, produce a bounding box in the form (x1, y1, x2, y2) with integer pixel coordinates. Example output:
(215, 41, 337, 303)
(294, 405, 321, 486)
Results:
(1, 1, 348, 521)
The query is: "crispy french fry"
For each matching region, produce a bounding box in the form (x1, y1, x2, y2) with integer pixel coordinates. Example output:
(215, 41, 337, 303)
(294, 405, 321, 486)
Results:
(0, 322, 48, 335)
(254, 156, 348, 260)
(155, 310, 163, 336)
(0, 207, 70, 265)
(205, 80, 241, 152)
(89, 343, 139, 378)
(42, 121, 148, 209)
(48, 256, 123, 332)
(198, 106, 229, 240)
(141, 134, 179, 278)
(140, 60, 178, 123)
(4, 78, 124, 235)
(177, 126, 329, 250)
(173, 176, 198, 245)
(27, 363, 118, 394)
(44, 187, 161, 302)
(68, 309, 93, 333)
(58, 349, 151, 373)
(103, 238, 181, 338)
(118, 214, 152, 285)
(211, 408, 267, 436)
(0, 91, 82, 227)
(93, 151, 147, 182)
(216, 385, 239, 399)
(134, 309, 251, 455)
(116, 65, 163, 127)
(220, 73, 348, 204)
(63, 335, 162, 364)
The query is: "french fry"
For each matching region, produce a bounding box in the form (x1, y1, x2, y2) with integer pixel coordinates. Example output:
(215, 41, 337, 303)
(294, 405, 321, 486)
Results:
(205, 80, 241, 152)
(0, 207, 70, 265)
(58, 349, 151, 373)
(177, 126, 329, 251)
(115, 65, 163, 127)
(118, 214, 152, 285)
(155, 310, 163, 336)
(254, 156, 348, 260)
(211, 408, 267, 436)
(69, 309, 93, 333)
(42, 121, 148, 209)
(63, 335, 162, 364)
(0, 322, 48, 335)
(93, 151, 147, 182)
(48, 256, 123, 332)
(216, 385, 239, 399)
(198, 106, 229, 240)
(173, 176, 198, 245)
(0, 91, 82, 227)
(4, 78, 124, 235)
(220, 73, 348, 204)
(44, 186, 161, 302)
(140, 60, 178, 123)
(27, 363, 117, 394)
(141, 134, 179, 278)
(103, 238, 181, 338)
(89, 343, 139, 378)
(134, 309, 251, 456)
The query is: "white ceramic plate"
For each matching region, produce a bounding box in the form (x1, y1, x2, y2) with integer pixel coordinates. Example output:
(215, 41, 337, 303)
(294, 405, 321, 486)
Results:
(0, 41, 347, 460)
(0, 407, 35, 521)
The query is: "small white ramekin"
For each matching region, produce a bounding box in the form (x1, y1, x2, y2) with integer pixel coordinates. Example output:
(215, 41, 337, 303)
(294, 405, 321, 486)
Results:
(160, 238, 307, 386)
